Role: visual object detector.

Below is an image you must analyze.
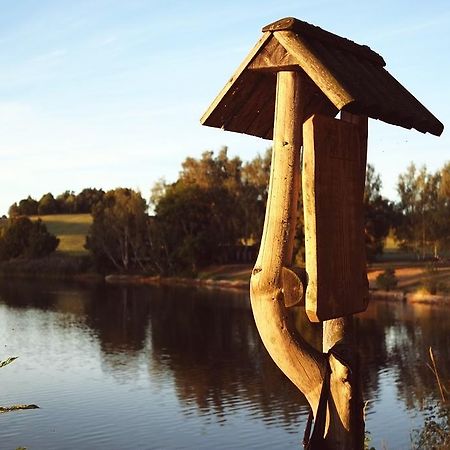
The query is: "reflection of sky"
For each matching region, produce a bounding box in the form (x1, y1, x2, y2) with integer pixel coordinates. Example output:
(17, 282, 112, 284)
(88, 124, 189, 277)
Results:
(366, 369, 423, 450)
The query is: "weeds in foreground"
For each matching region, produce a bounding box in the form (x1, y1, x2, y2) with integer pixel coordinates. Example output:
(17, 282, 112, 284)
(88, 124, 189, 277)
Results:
(411, 348, 450, 449)
(0, 356, 39, 413)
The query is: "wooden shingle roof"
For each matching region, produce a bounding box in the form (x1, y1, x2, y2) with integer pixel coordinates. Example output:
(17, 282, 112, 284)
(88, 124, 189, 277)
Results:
(201, 17, 444, 138)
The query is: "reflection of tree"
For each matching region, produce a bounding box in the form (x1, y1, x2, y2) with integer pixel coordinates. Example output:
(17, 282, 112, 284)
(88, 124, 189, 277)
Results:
(83, 285, 154, 380)
(0, 279, 103, 329)
(146, 286, 310, 429)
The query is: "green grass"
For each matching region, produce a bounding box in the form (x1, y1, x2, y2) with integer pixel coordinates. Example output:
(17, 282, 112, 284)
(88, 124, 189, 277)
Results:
(31, 214, 92, 256)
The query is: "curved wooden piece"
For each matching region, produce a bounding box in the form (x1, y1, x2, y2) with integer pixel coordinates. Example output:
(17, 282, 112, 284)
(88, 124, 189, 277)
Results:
(250, 71, 325, 410)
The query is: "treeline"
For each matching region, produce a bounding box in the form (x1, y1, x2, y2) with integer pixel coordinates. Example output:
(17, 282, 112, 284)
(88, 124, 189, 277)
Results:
(8, 188, 105, 216)
(87, 147, 271, 274)
(3, 147, 450, 275)
(396, 162, 450, 259)
(85, 156, 450, 273)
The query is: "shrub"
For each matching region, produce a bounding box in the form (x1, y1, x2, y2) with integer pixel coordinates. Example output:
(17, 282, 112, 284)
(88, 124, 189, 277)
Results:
(376, 267, 398, 291)
(422, 263, 445, 295)
(0, 217, 59, 260)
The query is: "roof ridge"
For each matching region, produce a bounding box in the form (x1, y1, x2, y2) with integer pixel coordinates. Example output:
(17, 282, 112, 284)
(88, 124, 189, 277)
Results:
(263, 17, 386, 67)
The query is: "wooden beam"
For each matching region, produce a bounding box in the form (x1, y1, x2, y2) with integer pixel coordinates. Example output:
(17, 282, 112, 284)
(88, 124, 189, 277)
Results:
(274, 30, 354, 110)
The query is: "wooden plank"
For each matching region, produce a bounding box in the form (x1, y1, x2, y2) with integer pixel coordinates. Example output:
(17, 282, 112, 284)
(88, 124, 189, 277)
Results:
(225, 73, 273, 133)
(274, 31, 354, 110)
(303, 114, 369, 322)
(200, 32, 272, 126)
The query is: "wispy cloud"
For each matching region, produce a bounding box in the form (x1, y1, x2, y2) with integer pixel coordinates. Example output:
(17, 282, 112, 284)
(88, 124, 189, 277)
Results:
(376, 14, 450, 40)
(31, 49, 67, 63)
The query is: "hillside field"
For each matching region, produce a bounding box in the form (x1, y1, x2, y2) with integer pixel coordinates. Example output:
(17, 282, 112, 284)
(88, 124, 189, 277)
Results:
(32, 214, 92, 255)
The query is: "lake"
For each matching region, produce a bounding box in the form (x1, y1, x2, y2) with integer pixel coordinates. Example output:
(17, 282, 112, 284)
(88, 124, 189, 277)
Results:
(0, 279, 448, 449)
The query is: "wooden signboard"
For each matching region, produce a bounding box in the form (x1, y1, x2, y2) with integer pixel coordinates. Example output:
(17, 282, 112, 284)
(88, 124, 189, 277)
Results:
(303, 114, 369, 322)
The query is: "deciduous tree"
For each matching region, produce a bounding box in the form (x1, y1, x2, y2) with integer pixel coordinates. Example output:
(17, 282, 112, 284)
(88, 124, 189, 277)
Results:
(86, 188, 148, 272)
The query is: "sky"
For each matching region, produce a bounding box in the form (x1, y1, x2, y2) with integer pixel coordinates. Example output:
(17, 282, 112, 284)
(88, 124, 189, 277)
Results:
(0, 0, 449, 216)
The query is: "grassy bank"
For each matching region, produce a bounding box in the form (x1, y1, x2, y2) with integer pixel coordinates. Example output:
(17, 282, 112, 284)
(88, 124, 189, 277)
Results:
(31, 214, 92, 255)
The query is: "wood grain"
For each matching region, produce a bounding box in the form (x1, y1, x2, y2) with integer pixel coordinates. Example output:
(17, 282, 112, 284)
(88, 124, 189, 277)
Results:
(303, 114, 369, 322)
(250, 71, 326, 410)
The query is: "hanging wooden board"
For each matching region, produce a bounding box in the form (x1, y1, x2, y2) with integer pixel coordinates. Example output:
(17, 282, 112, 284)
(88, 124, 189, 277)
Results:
(303, 114, 369, 322)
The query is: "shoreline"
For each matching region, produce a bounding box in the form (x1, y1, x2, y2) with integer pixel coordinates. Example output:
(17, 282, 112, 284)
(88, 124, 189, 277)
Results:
(1, 269, 449, 306)
(104, 273, 450, 305)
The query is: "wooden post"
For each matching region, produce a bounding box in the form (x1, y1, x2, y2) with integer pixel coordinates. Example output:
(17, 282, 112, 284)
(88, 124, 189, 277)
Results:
(251, 75, 366, 448)
(250, 70, 326, 410)
(322, 317, 364, 449)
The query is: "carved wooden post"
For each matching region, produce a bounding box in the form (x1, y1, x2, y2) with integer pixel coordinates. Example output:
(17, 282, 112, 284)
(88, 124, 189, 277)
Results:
(251, 71, 365, 448)
(250, 70, 326, 411)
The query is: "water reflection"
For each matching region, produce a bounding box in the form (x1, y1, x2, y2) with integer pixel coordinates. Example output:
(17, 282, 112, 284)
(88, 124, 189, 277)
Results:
(0, 279, 448, 449)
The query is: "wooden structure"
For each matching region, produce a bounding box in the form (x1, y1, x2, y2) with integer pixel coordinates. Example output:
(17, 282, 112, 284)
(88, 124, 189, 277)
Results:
(201, 17, 443, 449)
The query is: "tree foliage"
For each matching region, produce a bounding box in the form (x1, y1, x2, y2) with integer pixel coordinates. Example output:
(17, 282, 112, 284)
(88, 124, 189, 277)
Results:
(396, 163, 450, 258)
(0, 217, 59, 260)
(85, 188, 148, 272)
(13, 196, 38, 216)
(151, 147, 271, 274)
(8, 188, 105, 217)
(38, 193, 58, 215)
(364, 164, 397, 261)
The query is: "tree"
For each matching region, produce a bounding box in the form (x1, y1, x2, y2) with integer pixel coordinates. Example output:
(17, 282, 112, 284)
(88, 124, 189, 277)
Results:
(75, 188, 105, 213)
(17, 196, 38, 216)
(240, 148, 272, 244)
(150, 148, 272, 274)
(364, 164, 397, 261)
(0, 217, 59, 260)
(8, 203, 20, 218)
(85, 188, 149, 272)
(38, 193, 57, 215)
(154, 182, 239, 274)
(436, 162, 450, 252)
(56, 191, 77, 214)
(396, 163, 443, 258)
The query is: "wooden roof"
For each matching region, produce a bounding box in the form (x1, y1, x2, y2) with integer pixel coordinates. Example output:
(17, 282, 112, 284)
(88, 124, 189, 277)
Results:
(201, 17, 444, 138)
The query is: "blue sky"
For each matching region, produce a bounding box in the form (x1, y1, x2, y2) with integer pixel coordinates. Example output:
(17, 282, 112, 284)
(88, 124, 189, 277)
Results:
(0, 0, 449, 215)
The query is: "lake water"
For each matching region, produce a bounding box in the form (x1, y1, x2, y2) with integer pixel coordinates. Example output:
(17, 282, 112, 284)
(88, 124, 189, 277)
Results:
(0, 279, 448, 450)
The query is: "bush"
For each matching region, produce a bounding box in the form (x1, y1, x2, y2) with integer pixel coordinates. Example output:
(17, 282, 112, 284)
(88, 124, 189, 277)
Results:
(0, 217, 59, 260)
(376, 267, 398, 291)
(422, 263, 445, 295)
